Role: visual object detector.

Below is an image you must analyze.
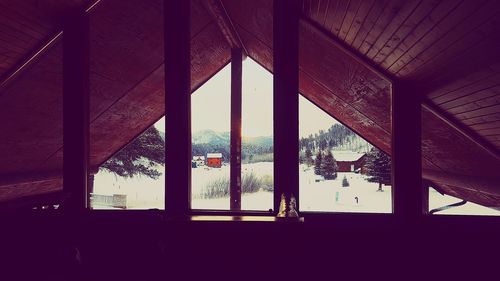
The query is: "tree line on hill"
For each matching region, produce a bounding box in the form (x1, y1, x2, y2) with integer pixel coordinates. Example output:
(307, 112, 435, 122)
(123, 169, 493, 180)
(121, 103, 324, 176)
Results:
(300, 123, 372, 153)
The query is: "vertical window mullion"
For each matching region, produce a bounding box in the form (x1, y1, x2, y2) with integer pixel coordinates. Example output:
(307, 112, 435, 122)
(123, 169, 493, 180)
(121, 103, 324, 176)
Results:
(273, 0, 300, 215)
(63, 9, 90, 211)
(230, 49, 243, 210)
(164, 0, 191, 215)
(391, 81, 423, 220)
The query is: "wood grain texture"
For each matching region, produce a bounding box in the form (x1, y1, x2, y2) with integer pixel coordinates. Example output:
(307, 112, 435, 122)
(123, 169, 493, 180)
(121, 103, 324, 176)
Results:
(0, 0, 230, 201)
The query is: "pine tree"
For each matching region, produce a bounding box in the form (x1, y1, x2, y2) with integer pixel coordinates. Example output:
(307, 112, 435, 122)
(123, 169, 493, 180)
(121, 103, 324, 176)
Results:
(320, 150, 338, 180)
(342, 175, 349, 187)
(101, 126, 165, 179)
(305, 148, 314, 166)
(364, 147, 391, 191)
(314, 151, 322, 175)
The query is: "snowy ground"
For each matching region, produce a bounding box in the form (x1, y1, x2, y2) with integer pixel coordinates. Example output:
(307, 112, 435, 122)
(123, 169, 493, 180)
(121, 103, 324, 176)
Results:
(299, 165, 392, 213)
(92, 163, 499, 215)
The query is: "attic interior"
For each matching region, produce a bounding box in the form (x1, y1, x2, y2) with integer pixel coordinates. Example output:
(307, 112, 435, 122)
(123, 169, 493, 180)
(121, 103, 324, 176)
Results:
(1, 0, 499, 279)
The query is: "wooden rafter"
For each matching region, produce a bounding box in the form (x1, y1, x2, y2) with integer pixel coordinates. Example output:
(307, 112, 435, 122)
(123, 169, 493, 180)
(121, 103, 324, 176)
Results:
(204, 0, 248, 56)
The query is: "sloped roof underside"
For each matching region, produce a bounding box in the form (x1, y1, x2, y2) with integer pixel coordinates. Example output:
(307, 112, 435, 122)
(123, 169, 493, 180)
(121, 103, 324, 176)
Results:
(0, 0, 499, 207)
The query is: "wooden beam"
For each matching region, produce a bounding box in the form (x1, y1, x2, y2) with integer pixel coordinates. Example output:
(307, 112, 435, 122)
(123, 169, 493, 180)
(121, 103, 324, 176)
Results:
(63, 9, 90, 211)
(230, 48, 243, 210)
(392, 81, 422, 220)
(274, 0, 300, 215)
(205, 0, 248, 56)
(422, 100, 500, 161)
(165, 0, 191, 215)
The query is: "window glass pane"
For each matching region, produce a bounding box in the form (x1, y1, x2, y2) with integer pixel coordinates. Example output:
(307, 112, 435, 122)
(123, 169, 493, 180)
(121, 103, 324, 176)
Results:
(299, 96, 392, 213)
(191, 64, 231, 210)
(91, 120, 165, 210)
(241, 58, 274, 211)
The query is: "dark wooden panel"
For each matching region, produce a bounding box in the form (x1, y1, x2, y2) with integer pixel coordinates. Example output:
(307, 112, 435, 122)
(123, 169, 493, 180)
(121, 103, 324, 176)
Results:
(372, 0, 441, 65)
(421, 107, 500, 177)
(306, 0, 329, 25)
(0, 0, 225, 175)
(365, 0, 420, 59)
(300, 22, 392, 132)
(388, 0, 486, 75)
(358, 0, 405, 56)
(328, 0, 349, 36)
(396, 1, 500, 78)
(343, 0, 375, 46)
(337, 0, 362, 41)
(471, 121, 500, 131)
(462, 112, 500, 126)
(438, 85, 500, 110)
(322, 0, 339, 36)
(478, 128, 500, 137)
(0, 42, 63, 174)
(455, 104, 500, 121)
(89, 0, 165, 120)
(44, 23, 231, 170)
(0, 0, 87, 76)
(446, 94, 500, 115)
(351, 0, 388, 50)
(381, 0, 463, 73)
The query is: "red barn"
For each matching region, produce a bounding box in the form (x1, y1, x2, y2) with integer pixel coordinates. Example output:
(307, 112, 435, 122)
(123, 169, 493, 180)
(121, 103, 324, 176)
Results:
(332, 151, 366, 173)
(206, 153, 223, 168)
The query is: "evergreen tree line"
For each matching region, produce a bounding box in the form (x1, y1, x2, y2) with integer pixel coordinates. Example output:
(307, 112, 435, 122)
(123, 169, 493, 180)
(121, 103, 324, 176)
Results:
(299, 123, 371, 153)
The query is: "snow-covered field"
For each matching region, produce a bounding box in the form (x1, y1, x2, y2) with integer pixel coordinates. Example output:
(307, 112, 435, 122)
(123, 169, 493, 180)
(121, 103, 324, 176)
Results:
(92, 163, 499, 215)
(299, 165, 392, 213)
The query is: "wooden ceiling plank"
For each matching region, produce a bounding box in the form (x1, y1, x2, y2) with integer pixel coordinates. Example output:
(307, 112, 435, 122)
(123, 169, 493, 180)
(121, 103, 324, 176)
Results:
(372, 0, 440, 65)
(343, 0, 375, 46)
(462, 113, 500, 126)
(365, 0, 420, 60)
(359, 0, 405, 56)
(439, 84, 500, 109)
(472, 120, 500, 131)
(430, 72, 500, 103)
(478, 128, 500, 137)
(350, 0, 388, 50)
(338, 0, 362, 41)
(455, 104, 500, 121)
(389, 0, 487, 75)
(381, 0, 463, 73)
(422, 101, 500, 161)
(398, 1, 500, 78)
(446, 93, 500, 115)
(323, 0, 339, 35)
(309, 0, 329, 24)
(329, 0, 350, 36)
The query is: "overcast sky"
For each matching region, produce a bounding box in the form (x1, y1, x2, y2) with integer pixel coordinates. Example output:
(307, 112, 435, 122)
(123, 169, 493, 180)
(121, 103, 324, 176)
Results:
(154, 58, 338, 137)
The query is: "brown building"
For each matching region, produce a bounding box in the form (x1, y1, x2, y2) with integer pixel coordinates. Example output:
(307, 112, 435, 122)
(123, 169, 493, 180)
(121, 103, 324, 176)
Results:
(331, 151, 366, 173)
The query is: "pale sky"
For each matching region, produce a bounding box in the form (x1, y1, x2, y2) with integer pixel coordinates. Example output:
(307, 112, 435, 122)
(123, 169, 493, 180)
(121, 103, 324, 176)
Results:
(154, 58, 338, 137)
